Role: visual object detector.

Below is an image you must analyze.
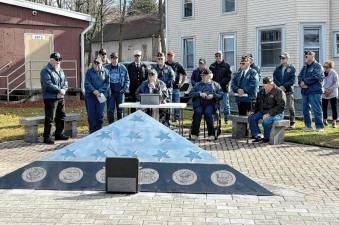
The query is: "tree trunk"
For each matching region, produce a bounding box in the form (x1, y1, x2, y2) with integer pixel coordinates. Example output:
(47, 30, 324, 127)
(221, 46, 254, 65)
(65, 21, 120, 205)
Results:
(118, 0, 127, 59)
(159, 0, 166, 53)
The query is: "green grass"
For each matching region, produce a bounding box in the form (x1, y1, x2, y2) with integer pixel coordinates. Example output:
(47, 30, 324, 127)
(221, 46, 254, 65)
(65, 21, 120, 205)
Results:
(0, 104, 338, 149)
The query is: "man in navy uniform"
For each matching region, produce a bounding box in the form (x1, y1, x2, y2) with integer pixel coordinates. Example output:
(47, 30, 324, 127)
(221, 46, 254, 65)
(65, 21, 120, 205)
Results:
(40, 52, 69, 144)
(105, 52, 130, 124)
(209, 51, 232, 124)
(273, 52, 296, 129)
(127, 50, 148, 112)
(231, 56, 259, 115)
(85, 57, 110, 133)
(191, 58, 206, 87)
(165, 50, 187, 121)
(189, 68, 223, 141)
(298, 50, 324, 132)
(249, 77, 286, 143)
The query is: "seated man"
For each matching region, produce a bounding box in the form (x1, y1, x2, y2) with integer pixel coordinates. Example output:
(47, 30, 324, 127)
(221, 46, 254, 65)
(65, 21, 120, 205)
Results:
(135, 69, 169, 124)
(249, 77, 286, 143)
(189, 68, 223, 141)
(135, 69, 168, 102)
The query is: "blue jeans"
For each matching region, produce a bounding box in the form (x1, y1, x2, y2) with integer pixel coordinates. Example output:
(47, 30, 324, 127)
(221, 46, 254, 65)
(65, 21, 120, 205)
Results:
(249, 112, 283, 140)
(191, 104, 215, 136)
(107, 92, 124, 124)
(302, 93, 324, 129)
(85, 95, 105, 133)
(222, 92, 230, 122)
(172, 88, 180, 119)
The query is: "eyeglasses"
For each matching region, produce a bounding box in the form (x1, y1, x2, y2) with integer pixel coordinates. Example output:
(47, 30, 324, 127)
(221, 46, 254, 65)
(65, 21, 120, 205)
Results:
(55, 58, 62, 62)
(280, 57, 286, 60)
(134, 55, 141, 57)
(94, 61, 100, 65)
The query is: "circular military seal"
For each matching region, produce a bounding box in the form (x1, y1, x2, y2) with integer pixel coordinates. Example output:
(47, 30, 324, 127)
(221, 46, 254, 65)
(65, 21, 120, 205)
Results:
(211, 170, 236, 187)
(172, 169, 197, 186)
(139, 168, 159, 185)
(59, 167, 83, 184)
(96, 168, 106, 184)
(22, 167, 47, 183)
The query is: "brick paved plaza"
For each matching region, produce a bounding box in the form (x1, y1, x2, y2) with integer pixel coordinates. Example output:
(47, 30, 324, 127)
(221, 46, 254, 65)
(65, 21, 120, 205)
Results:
(0, 132, 338, 225)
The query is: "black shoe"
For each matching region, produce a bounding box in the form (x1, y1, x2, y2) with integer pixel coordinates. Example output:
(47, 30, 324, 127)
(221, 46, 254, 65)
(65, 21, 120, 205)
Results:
(252, 137, 262, 143)
(55, 134, 69, 140)
(251, 136, 257, 140)
(43, 138, 55, 144)
(262, 138, 269, 143)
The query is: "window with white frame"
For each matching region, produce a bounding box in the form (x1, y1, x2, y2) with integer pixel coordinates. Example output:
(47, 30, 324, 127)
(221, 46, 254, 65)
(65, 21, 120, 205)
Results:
(334, 32, 339, 57)
(259, 29, 282, 67)
(183, 0, 193, 18)
(221, 34, 236, 67)
(222, 0, 235, 13)
(303, 27, 322, 62)
(183, 38, 194, 69)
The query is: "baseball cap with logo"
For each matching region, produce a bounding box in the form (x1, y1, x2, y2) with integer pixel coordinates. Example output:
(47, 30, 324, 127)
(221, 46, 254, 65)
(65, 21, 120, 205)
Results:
(198, 58, 206, 64)
(215, 50, 223, 56)
(50, 52, 62, 60)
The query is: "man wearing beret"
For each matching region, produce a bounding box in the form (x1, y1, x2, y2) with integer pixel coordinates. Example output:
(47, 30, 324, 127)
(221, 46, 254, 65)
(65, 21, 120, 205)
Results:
(40, 52, 69, 144)
(189, 68, 223, 141)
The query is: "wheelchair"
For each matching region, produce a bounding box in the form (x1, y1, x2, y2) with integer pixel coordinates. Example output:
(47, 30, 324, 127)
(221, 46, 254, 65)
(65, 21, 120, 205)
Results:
(189, 101, 221, 140)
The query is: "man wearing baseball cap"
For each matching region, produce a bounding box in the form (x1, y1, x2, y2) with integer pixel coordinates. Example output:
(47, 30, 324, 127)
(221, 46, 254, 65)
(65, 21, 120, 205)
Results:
(189, 68, 223, 141)
(209, 50, 232, 124)
(127, 50, 148, 112)
(104, 52, 130, 123)
(273, 52, 296, 129)
(191, 58, 206, 87)
(40, 52, 69, 144)
(298, 50, 325, 132)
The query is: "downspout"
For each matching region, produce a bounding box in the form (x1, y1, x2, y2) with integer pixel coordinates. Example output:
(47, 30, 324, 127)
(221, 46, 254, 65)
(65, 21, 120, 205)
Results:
(165, 0, 168, 52)
(80, 18, 95, 94)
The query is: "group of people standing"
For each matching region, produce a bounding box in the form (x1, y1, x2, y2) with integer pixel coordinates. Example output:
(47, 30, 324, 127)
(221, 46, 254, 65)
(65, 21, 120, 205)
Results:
(39, 47, 338, 144)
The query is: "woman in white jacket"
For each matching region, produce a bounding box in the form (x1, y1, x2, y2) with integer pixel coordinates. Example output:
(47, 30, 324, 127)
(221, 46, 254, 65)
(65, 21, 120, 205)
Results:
(322, 60, 339, 128)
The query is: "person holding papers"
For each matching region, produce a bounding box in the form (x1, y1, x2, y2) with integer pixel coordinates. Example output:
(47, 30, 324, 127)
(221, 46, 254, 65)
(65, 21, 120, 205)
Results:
(231, 56, 259, 115)
(85, 57, 110, 133)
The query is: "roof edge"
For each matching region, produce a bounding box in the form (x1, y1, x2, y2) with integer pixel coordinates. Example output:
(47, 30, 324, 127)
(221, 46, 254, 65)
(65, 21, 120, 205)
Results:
(0, 0, 94, 22)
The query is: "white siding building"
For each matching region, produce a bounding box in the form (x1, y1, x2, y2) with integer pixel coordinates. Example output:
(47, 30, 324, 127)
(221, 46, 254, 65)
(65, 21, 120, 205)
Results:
(167, 0, 339, 91)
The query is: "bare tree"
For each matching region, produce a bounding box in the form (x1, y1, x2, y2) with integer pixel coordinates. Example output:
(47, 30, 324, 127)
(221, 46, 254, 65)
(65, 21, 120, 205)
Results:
(118, 0, 127, 59)
(158, 0, 166, 53)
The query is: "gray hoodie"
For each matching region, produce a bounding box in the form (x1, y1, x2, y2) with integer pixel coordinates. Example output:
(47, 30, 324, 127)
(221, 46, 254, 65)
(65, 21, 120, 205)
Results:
(322, 69, 339, 99)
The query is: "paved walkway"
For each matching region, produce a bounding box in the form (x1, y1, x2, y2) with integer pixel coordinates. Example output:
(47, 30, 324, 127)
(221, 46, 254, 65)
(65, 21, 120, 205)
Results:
(0, 132, 338, 225)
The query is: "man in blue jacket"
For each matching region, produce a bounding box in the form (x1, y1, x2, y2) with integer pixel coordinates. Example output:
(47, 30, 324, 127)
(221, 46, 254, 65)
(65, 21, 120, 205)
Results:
(210, 51, 232, 124)
(231, 56, 259, 115)
(85, 57, 110, 133)
(189, 68, 223, 141)
(105, 52, 130, 124)
(191, 58, 206, 87)
(273, 52, 296, 129)
(298, 51, 324, 131)
(40, 52, 69, 144)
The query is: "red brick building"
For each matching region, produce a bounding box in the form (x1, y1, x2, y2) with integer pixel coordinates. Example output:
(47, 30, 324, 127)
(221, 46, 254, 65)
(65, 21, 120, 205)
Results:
(0, 0, 94, 101)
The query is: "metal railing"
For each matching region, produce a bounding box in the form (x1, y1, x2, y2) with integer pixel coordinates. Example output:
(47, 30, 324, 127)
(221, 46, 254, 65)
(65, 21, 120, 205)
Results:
(0, 61, 12, 72)
(0, 60, 78, 102)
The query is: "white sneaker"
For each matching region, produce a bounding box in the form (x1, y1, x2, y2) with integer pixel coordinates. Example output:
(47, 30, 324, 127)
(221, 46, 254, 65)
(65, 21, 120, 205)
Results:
(207, 135, 215, 141)
(191, 135, 198, 141)
(302, 127, 314, 132)
(316, 128, 324, 132)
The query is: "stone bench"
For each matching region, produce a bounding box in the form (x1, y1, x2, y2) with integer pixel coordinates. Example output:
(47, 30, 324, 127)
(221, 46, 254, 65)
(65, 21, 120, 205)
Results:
(228, 115, 290, 145)
(20, 113, 81, 143)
